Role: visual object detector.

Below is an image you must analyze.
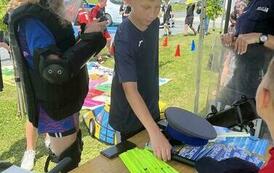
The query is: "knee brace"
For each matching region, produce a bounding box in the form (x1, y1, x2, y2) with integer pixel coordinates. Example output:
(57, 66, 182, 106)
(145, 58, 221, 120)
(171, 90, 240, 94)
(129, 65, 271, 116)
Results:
(44, 130, 83, 173)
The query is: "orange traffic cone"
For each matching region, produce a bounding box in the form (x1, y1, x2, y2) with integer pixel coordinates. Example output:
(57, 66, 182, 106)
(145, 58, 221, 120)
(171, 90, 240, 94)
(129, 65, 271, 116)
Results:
(162, 36, 168, 47)
(175, 44, 181, 57)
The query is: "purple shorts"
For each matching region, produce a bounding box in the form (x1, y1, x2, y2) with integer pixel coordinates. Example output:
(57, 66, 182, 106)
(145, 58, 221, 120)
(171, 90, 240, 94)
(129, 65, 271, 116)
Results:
(37, 106, 78, 137)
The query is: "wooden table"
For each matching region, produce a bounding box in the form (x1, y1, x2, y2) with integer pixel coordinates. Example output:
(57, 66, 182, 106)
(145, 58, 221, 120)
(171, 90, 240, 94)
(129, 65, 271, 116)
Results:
(71, 130, 196, 173)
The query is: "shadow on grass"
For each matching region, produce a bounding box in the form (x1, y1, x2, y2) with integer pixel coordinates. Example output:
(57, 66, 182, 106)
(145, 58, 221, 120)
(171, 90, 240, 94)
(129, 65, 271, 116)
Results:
(0, 137, 49, 166)
(80, 121, 91, 139)
(0, 138, 26, 165)
(159, 60, 173, 68)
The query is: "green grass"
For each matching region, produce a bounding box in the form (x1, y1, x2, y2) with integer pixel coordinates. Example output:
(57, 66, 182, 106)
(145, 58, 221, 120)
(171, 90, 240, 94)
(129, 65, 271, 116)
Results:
(0, 31, 221, 172)
(88, 0, 97, 4)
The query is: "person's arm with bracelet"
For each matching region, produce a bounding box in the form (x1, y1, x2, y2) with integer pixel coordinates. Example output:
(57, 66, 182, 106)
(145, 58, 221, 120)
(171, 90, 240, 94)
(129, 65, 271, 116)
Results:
(234, 33, 274, 55)
(221, 33, 274, 55)
(263, 34, 274, 50)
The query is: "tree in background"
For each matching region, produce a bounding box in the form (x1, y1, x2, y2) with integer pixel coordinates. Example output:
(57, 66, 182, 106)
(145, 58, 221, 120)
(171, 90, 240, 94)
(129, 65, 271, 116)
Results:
(206, 0, 223, 20)
(0, 0, 9, 31)
(204, 0, 223, 32)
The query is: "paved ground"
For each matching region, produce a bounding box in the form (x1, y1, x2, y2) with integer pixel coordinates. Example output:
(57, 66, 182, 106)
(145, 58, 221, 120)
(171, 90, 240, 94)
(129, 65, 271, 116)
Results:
(159, 12, 223, 36)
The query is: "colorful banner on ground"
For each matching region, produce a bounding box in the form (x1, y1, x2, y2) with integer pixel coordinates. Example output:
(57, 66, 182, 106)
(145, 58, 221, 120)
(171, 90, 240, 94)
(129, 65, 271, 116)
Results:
(83, 62, 171, 109)
(82, 62, 171, 145)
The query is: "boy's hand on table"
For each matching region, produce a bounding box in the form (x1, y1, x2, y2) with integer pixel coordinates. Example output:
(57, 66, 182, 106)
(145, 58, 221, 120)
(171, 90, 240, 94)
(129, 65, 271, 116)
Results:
(149, 127, 172, 162)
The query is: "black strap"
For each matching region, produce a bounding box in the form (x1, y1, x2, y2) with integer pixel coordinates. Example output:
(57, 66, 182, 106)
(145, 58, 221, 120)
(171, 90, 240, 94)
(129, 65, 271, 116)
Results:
(44, 149, 59, 172)
(44, 155, 51, 172)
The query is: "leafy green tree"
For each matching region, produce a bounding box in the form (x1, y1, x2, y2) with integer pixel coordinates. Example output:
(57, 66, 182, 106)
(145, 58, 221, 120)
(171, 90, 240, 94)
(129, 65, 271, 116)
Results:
(206, 0, 223, 20)
(0, 0, 9, 31)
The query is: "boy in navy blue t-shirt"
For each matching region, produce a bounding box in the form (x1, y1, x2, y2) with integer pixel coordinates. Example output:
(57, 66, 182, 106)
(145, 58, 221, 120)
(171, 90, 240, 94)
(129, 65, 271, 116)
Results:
(109, 0, 172, 161)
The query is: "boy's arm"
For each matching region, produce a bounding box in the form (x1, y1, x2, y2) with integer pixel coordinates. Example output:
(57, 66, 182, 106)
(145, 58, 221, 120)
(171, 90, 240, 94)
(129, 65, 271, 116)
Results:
(122, 82, 159, 134)
(122, 82, 172, 161)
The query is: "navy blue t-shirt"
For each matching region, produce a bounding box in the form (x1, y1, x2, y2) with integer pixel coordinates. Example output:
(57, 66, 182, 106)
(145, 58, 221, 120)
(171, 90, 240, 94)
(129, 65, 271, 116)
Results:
(109, 18, 160, 134)
(236, 0, 274, 36)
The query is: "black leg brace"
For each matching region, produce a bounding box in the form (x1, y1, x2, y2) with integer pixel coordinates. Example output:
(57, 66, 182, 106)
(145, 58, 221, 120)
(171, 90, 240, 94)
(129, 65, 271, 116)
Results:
(44, 130, 83, 173)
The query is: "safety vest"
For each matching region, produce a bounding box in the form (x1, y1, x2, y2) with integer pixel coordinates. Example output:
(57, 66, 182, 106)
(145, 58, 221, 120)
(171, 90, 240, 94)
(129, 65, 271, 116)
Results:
(8, 3, 89, 125)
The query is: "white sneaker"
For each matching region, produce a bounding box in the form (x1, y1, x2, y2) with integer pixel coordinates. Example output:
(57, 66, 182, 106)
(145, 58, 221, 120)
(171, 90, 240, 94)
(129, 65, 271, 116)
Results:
(45, 137, 50, 149)
(20, 150, 35, 171)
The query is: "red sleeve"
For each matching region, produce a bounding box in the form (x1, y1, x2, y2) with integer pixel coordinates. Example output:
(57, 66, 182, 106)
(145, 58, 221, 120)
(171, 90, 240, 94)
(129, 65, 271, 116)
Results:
(259, 148, 274, 173)
(103, 31, 111, 39)
(89, 5, 100, 22)
(77, 10, 89, 24)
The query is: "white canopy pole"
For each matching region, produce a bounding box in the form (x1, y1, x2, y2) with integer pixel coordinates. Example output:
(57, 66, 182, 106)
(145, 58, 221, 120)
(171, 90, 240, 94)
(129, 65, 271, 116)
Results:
(194, 0, 206, 113)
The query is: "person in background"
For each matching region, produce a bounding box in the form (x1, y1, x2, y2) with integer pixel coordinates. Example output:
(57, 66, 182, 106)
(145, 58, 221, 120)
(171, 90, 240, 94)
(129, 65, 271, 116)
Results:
(89, 0, 112, 64)
(76, 7, 89, 34)
(119, 0, 131, 21)
(228, 0, 248, 33)
(219, 0, 248, 91)
(196, 0, 209, 35)
(161, 0, 173, 36)
(184, 0, 196, 36)
(0, 29, 9, 93)
(218, 0, 274, 108)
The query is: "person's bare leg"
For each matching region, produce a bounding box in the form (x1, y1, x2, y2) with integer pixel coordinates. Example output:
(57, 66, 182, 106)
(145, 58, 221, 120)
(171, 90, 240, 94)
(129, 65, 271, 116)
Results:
(26, 121, 38, 150)
(49, 133, 77, 156)
(21, 121, 37, 170)
(184, 24, 189, 36)
(47, 116, 81, 172)
(190, 26, 197, 35)
(50, 114, 79, 155)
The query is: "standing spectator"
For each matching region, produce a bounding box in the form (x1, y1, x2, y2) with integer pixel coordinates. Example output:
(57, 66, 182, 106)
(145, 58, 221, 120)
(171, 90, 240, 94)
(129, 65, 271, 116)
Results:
(119, 0, 131, 21)
(0, 30, 9, 92)
(219, 0, 248, 90)
(218, 0, 274, 107)
(184, 1, 197, 36)
(196, 0, 209, 35)
(77, 7, 90, 34)
(228, 0, 248, 33)
(89, 0, 112, 63)
(161, 0, 173, 36)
